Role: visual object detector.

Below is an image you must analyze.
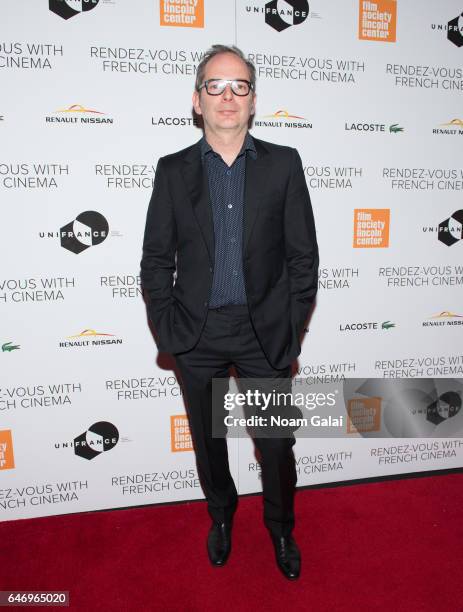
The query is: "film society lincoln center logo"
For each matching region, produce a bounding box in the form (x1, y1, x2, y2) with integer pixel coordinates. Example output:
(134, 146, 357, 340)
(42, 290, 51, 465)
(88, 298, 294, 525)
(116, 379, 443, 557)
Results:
(49, 0, 103, 20)
(160, 0, 204, 28)
(170, 415, 193, 452)
(0, 430, 15, 470)
(358, 0, 397, 43)
(353, 209, 390, 248)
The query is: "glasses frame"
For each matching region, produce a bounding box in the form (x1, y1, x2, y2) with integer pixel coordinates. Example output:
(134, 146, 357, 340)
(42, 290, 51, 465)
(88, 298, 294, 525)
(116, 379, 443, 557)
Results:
(198, 79, 254, 96)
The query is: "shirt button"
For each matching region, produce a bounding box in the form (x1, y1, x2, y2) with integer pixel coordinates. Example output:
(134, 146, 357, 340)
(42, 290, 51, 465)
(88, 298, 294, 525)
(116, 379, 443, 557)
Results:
(230, 237, 236, 243)
(233, 270, 238, 276)
(226, 170, 231, 176)
(228, 204, 233, 209)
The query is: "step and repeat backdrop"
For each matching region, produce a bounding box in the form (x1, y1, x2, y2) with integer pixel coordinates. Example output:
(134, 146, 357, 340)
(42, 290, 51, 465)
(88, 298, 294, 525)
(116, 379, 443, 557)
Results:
(1, 0, 463, 520)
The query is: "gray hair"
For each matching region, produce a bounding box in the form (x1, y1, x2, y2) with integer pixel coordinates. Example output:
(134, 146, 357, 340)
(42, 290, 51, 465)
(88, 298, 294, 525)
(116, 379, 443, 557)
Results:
(195, 44, 256, 92)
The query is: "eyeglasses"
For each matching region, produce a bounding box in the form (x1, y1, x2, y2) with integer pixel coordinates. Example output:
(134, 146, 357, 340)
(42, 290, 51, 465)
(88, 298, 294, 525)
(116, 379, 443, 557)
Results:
(198, 79, 253, 96)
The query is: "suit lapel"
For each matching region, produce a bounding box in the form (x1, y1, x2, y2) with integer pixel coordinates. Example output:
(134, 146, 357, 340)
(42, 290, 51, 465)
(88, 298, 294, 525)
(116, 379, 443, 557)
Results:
(243, 138, 270, 254)
(182, 142, 215, 265)
(181, 136, 271, 263)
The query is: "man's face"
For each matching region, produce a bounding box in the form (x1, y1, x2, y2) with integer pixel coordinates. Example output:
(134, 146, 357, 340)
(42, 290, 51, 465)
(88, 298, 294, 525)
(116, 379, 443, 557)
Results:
(192, 52, 256, 134)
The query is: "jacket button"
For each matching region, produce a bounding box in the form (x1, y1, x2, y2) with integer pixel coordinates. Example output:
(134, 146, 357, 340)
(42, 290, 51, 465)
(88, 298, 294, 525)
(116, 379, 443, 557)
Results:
(209, 267, 213, 273)
(204, 301, 208, 307)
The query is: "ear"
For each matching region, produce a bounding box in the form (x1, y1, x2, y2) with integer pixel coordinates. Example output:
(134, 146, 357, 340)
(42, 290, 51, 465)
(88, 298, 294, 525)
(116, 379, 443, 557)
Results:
(192, 90, 202, 115)
(250, 92, 257, 116)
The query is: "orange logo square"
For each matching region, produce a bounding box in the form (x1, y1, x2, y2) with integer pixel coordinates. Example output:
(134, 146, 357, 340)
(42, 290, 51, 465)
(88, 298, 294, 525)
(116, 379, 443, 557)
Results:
(170, 415, 193, 452)
(353, 209, 390, 248)
(359, 0, 397, 42)
(0, 430, 15, 470)
(160, 0, 204, 28)
(347, 398, 382, 433)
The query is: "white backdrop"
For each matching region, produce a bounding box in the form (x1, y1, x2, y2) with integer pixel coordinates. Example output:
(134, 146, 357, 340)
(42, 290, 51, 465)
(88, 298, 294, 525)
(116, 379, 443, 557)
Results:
(1, 0, 463, 520)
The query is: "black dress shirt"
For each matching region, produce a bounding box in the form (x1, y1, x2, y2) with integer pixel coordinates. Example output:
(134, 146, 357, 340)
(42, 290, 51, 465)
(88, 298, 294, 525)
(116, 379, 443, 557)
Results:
(200, 133, 257, 308)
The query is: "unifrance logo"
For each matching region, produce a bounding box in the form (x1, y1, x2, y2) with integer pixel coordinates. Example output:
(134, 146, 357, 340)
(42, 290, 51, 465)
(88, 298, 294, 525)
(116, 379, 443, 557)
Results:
(448, 11, 463, 47)
(49, 0, 100, 20)
(438, 210, 463, 246)
(74, 421, 119, 460)
(265, 0, 309, 32)
(61, 211, 109, 254)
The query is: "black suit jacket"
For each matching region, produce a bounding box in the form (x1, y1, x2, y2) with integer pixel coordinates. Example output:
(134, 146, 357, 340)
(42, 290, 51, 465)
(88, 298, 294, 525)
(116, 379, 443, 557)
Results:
(140, 136, 319, 369)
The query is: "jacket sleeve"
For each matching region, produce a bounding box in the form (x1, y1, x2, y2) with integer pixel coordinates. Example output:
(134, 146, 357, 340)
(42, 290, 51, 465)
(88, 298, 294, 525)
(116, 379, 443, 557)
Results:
(140, 157, 177, 331)
(284, 148, 319, 336)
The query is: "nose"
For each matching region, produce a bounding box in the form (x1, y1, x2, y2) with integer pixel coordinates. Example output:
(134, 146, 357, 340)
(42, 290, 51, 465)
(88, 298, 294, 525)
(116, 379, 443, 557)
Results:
(222, 83, 233, 100)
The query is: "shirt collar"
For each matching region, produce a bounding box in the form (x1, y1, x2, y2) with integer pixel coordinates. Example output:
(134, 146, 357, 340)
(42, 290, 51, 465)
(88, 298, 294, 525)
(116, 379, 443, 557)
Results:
(200, 132, 257, 162)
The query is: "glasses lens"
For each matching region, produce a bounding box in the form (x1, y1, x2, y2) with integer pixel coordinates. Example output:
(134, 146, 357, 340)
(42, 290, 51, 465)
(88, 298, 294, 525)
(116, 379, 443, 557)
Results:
(231, 80, 250, 95)
(205, 80, 250, 95)
(206, 80, 225, 95)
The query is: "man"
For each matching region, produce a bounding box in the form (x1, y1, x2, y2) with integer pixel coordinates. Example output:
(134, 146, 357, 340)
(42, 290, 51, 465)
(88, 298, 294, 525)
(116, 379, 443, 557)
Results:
(141, 44, 318, 580)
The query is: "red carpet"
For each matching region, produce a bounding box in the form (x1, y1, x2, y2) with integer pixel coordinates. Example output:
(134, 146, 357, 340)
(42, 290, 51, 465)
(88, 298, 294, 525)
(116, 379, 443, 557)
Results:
(1, 472, 462, 611)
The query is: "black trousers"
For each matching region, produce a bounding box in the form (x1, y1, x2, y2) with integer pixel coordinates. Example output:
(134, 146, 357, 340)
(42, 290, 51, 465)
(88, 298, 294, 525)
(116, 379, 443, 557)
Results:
(174, 304, 297, 537)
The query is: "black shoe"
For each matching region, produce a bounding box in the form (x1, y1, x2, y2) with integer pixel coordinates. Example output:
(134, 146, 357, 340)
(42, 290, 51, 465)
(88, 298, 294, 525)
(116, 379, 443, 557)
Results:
(207, 522, 232, 566)
(270, 534, 301, 580)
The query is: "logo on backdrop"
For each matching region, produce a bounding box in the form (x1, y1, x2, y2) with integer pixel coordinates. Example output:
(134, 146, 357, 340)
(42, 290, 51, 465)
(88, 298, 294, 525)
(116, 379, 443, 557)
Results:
(254, 109, 312, 128)
(59, 329, 123, 348)
(49, 0, 101, 20)
(347, 397, 381, 433)
(0, 430, 15, 470)
(46, 104, 114, 125)
(431, 12, 463, 47)
(74, 421, 119, 460)
(433, 118, 463, 136)
(344, 379, 463, 437)
(54, 422, 119, 459)
(353, 209, 390, 248)
(339, 320, 395, 332)
(2, 342, 20, 353)
(170, 415, 193, 452)
(60, 211, 109, 254)
(423, 311, 463, 327)
(358, 0, 397, 42)
(448, 11, 463, 47)
(160, 0, 204, 28)
(345, 121, 403, 133)
(264, 0, 309, 32)
(438, 210, 463, 246)
(151, 115, 200, 127)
